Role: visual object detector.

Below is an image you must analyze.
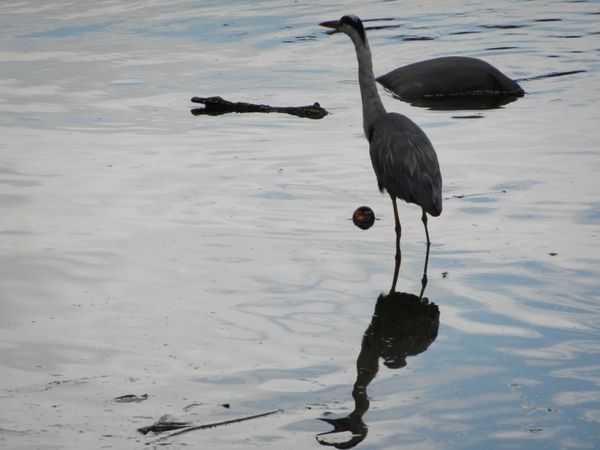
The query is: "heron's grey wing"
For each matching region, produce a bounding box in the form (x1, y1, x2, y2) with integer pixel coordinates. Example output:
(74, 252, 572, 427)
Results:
(369, 113, 442, 216)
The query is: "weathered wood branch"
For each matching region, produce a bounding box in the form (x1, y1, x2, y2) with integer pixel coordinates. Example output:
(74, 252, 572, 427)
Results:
(142, 409, 282, 445)
(191, 96, 328, 119)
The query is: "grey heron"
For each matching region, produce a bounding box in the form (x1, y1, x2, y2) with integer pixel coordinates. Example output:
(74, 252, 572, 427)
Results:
(320, 15, 442, 251)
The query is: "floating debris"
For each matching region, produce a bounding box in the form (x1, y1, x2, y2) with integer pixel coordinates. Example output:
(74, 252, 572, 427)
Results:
(190, 96, 329, 119)
(113, 394, 148, 403)
(143, 409, 282, 443)
(352, 206, 375, 230)
(137, 415, 191, 436)
(515, 69, 585, 82)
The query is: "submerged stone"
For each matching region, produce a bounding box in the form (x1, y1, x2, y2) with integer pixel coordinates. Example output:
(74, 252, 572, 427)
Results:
(376, 56, 524, 101)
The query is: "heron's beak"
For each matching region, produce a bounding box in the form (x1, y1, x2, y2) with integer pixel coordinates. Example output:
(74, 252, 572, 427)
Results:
(319, 20, 341, 30)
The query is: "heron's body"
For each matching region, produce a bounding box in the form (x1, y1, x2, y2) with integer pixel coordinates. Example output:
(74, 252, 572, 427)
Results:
(369, 113, 442, 218)
(320, 15, 442, 246)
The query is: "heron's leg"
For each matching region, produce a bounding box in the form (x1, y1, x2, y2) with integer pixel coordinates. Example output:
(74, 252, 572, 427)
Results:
(419, 209, 431, 299)
(421, 209, 431, 246)
(419, 242, 430, 299)
(391, 196, 402, 255)
(390, 246, 401, 294)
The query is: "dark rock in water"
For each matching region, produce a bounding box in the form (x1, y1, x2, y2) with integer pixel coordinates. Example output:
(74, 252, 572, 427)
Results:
(376, 56, 524, 103)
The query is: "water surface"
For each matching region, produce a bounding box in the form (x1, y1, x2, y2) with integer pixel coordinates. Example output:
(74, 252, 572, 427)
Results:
(1, 1, 599, 449)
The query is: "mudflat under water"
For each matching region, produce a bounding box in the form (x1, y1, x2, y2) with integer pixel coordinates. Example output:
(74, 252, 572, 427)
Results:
(1, 1, 599, 449)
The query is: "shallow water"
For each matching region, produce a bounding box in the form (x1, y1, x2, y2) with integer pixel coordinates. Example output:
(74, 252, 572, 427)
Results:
(1, 1, 599, 449)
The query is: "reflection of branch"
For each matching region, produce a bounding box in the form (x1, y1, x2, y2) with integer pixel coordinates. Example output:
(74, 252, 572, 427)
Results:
(144, 409, 282, 445)
(190, 96, 329, 119)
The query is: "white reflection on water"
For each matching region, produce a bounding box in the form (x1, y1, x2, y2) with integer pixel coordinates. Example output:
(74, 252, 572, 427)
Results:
(1, 0, 599, 449)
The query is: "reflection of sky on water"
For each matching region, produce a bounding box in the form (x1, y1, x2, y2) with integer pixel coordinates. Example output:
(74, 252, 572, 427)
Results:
(20, 22, 118, 39)
(1, 0, 599, 448)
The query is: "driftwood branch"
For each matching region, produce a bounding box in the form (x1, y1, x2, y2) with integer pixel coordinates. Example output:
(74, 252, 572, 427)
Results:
(143, 409, 282, 445)
(191, 96, 328, 119)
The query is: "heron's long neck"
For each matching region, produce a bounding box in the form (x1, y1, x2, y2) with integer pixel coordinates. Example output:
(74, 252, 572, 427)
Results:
(353, 36, 387, 138)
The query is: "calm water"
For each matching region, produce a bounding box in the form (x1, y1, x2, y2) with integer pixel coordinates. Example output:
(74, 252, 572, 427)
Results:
(1, 1, 599, 449)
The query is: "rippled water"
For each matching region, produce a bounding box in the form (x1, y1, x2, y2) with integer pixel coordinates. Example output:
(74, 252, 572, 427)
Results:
(1, 1, 599, 449)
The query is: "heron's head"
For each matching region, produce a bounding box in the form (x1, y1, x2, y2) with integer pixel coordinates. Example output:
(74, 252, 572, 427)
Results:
(319, 14, 366, 45)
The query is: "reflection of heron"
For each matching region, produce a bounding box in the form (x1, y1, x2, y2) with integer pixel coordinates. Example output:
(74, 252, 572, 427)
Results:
(320, 15, 442, 260)
(317, 247, 440, 448)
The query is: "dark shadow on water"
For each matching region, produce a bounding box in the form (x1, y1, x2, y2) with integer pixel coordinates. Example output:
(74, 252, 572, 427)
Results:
(402, 94, 520, 111)
(316, 248, 440, 448)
